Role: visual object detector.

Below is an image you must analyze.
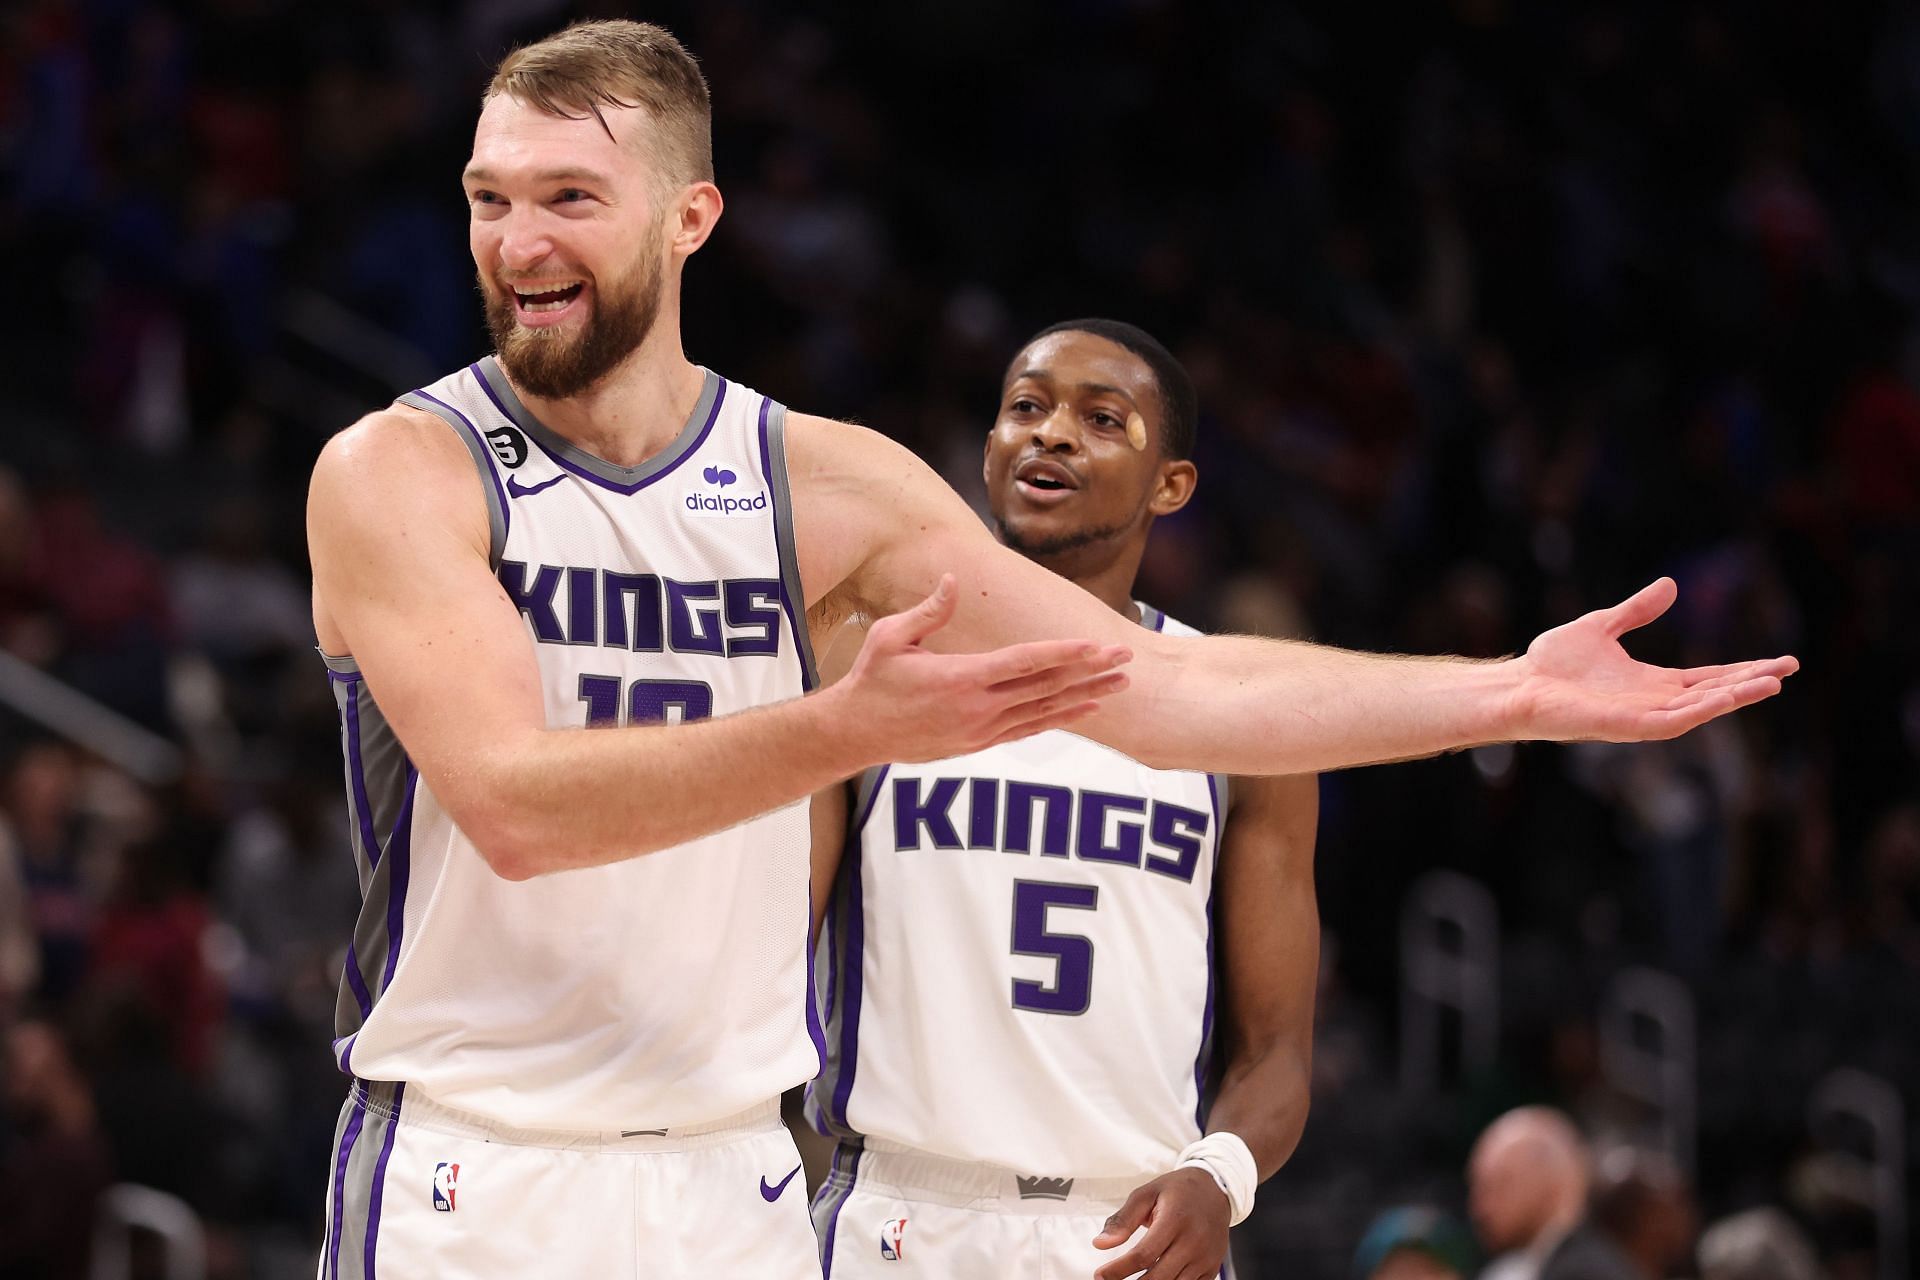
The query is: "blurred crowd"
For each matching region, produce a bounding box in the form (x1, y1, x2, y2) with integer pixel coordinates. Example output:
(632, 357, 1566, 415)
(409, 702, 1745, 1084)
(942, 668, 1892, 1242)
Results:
(1, 0, 1917, 1276)
(1351, 1104, 1831, 1280)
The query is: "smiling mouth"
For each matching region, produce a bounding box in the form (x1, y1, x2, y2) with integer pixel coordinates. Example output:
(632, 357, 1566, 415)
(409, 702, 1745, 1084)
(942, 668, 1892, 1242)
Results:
(510, 281, 584, 314)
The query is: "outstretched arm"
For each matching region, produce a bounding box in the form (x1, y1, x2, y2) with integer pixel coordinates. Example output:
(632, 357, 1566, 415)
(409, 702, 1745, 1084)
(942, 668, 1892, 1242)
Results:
(308, 410, 1129, 879)
(1092, 772, 1321, 1280)
(787, 414, 1797, 777)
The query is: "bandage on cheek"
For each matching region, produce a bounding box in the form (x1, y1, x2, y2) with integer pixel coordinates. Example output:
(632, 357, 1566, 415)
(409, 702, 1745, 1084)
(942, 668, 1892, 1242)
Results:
(1126, 411, 1148, 451)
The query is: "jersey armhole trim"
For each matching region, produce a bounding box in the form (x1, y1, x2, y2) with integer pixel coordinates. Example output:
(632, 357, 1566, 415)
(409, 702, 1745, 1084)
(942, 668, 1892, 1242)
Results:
(761, 398, 820, 690)
(397, 390, 508, 571)
(851, 764, 891, 833)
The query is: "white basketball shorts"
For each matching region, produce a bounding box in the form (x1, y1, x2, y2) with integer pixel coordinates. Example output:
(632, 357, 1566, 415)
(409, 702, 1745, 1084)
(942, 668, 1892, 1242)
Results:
(317, 1080, 819, 1279)
(810, 1142, 1234, 1280)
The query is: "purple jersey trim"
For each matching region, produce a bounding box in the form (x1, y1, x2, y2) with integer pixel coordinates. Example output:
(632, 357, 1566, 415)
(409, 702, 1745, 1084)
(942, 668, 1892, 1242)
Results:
(805, 939, 827, 1076)
(410, 387, 512, 547)
(337, 682, 416, 1073)
(853, 766, 891, 832)
(340, 947, 372, 1026)
(825, 765, 889, 1129)
(342, 680, 383, 870)
(336, 681, 377, 1077)
(1194, 772, 1224, 1127)
(379, 769, 418, 990)
(756, 396, 815, 692)
(470, 362, 727, 496)
(820, 893, 837, 1034)
(758, 394, 828, 1068)
(332, 1029, 358, 1077)
(827, 831, 868, 1129)
(327, 1094, 368, 1280)
(362, 1083, 404, 1279)
(819, 1145, 863, 1277)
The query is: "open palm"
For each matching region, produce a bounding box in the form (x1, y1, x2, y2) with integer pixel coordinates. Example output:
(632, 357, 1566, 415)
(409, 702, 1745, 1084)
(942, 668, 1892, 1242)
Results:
(1515, 579, 1797, 743)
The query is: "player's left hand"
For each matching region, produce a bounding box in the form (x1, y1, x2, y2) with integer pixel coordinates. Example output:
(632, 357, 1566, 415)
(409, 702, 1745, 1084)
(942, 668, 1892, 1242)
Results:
(1512, 577, 1798, 743)
(1090, 1167, 1229, 1280)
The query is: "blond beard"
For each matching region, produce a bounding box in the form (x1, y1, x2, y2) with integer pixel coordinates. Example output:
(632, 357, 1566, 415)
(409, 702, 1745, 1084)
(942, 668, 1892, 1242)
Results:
(485, 225, 666, 400)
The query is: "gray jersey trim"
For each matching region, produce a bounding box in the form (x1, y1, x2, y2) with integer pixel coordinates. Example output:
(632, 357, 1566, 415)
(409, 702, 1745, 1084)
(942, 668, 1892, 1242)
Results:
(763, 400, 820, 689)
(851, 764, 890, 829)
(327, 670, 417, 1074)
(474, 355, 722, 489)
(398, 391, 507, 571)
(1134, 600, 1233, 820)
(323, 1080, 406, 1280)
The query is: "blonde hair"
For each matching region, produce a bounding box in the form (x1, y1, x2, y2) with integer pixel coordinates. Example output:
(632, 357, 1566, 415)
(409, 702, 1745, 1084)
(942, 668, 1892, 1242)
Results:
(487, 20, 714, 188)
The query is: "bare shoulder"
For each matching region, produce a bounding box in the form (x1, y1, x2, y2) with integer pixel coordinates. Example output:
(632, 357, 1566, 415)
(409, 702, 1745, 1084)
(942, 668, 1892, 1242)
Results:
(780, 411, 979, 616)
(308, 405, 492, 588)
(310, 404, 491, 536)
(311, 403, 476, 495)
(781, 410, 932, 495)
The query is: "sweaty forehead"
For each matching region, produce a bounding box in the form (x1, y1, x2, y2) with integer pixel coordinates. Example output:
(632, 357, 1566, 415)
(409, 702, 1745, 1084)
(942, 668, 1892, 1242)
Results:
(468, 94, 653, 184)
(1005, 331, 1157, 405)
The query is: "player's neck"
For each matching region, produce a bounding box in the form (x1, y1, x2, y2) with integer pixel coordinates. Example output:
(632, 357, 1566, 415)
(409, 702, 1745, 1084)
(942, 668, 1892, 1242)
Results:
(1037, 539, 1149, 623)
(506, 328, 705, 469)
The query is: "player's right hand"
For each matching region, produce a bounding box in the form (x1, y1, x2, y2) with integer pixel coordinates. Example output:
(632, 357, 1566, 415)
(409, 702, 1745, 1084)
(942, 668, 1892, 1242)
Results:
(1092, 1168, 1231, 1280)
(830, 574, 1131, 765)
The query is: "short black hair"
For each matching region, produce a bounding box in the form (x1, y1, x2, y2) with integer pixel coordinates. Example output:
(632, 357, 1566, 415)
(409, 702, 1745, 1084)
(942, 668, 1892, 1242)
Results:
(1020, 318, 1197, 460)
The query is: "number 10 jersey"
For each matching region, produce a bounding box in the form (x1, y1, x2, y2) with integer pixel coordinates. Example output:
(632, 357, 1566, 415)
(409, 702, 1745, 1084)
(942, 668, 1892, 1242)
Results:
(324, 357, 821, 1133)
(808, 608, 1228, 1179)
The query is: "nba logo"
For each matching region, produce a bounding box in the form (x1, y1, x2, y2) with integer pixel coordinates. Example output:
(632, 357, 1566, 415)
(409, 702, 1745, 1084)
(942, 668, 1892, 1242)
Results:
(432, 1162, 459, 1212)
(879, 1217, 907, 1260)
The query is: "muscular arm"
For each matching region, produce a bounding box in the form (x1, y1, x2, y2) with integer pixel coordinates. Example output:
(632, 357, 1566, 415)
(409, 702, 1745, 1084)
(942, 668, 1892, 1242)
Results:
(1205, 771, 1320, 1177)
(308, 411, 1121, 879)
(786, 414, 1797, 776)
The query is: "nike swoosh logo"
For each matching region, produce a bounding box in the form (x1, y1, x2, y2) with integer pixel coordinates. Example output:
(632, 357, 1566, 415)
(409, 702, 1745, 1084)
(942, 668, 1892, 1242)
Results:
(759, 1163, 802, 1202)
(505, 474, 565, 498)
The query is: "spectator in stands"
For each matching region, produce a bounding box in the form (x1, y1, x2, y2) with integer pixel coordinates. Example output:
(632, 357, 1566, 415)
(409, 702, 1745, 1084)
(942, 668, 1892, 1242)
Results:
(1696, 1209, 1825, 1280)
(1589, 1147, 1697, 1280)
(0, 1019, 115, 1280)
(1468, 1107, 1635, 1280)
(1354, 1208, 1479, 1280)
(1, 4, 1917, 1274)
(4, 741, 106, 1005)
(0, 820, 36, 1012)
(0, 467, 56, 668)
(86, 799, 223, 1078)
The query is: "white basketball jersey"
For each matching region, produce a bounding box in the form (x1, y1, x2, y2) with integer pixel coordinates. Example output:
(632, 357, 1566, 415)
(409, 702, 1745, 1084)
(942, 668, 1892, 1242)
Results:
(808, 608, 1228, 1179)
(323, 356, 821, 1131)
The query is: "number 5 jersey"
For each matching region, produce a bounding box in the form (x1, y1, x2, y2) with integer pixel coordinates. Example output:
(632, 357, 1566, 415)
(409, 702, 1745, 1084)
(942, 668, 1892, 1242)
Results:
(808, 607, 1230, 1178)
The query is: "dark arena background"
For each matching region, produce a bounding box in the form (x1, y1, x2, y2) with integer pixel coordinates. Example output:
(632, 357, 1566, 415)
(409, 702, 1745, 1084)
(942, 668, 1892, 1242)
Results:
(1, 2, 1916, 1277)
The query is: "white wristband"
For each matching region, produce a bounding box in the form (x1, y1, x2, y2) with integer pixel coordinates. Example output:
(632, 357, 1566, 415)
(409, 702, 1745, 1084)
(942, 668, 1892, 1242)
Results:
(1173, 1131, 1258, 1226)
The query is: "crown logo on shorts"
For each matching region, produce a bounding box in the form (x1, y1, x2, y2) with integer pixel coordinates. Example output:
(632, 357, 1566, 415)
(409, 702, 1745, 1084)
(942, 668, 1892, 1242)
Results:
(1016, 1175, 1074, 1201)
